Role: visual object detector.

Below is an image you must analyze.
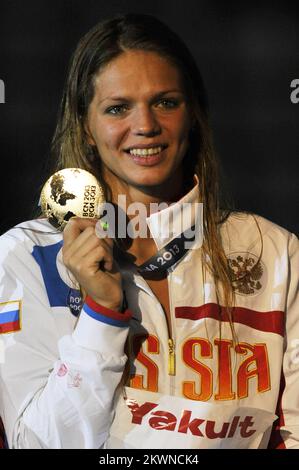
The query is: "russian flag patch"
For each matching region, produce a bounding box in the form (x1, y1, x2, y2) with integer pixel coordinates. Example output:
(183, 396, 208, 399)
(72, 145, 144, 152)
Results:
(0, 301, 21, 334)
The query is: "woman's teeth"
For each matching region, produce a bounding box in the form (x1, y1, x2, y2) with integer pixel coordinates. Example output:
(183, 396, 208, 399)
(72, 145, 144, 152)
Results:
(129, 146, 163, 156)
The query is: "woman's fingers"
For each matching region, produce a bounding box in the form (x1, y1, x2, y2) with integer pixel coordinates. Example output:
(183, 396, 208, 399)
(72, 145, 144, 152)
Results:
(63, 217, 97, 249)
(61, 217, 122, 310)
(63, 217, 111, 263)
(79, 244, 114, 273)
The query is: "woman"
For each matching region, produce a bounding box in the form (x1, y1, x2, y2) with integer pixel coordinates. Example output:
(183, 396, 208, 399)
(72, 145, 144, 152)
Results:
(0, 13, 298, 449)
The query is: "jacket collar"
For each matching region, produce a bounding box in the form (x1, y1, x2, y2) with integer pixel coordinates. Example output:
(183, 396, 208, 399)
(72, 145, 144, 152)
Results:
(145, 175, 201, 250)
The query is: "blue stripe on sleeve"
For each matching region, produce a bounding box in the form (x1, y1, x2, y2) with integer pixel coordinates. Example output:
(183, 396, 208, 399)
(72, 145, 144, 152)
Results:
(83, 304, 129, 328)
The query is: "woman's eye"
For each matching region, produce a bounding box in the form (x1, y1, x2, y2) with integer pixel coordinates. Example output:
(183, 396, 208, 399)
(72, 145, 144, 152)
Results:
(157, 99, 179, 109)
(106, 104, 128, 115)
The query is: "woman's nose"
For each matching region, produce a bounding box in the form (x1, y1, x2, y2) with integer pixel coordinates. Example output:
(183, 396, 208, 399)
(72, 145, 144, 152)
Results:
(131, 106, 161, 137)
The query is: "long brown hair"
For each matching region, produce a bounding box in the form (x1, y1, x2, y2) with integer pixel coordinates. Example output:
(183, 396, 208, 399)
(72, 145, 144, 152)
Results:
(51, 13, 235, 315)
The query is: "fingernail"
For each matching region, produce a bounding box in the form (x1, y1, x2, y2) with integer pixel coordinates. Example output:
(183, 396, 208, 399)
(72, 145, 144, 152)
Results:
(95, 220, 109, 238)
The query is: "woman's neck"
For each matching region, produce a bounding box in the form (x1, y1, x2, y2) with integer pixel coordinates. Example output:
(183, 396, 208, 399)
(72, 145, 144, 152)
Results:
(103, 170, 190, 215)
(101, 169, 194, 264)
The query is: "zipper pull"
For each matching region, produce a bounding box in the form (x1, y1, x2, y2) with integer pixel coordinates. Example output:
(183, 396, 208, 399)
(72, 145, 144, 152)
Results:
(168, 338, 176, 376)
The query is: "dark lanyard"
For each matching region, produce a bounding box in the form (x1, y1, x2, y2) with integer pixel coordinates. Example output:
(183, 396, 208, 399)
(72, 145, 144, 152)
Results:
(136, 225, 196, 279)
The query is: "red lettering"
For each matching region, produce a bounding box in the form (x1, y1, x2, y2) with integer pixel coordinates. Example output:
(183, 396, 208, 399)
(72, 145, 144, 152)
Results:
(182, 338, 213, 401)
(129, 401, 158, 425)
(236, 343, 270, 398)
(148, 411, 177, 431)
(214, 339, 235, 400)
(205, 420, 230, 439)
(227, 416, 240, 438)
(239, 416, 256, 437)
(128, 401, 257, 443)
(178, 410, 204, 436)
(129, 335, 270, 403)
(130, 334, 159, 392)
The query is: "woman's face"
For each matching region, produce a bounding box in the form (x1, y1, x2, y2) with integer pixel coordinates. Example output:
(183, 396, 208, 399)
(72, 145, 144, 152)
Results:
(86, 50, 192, 194)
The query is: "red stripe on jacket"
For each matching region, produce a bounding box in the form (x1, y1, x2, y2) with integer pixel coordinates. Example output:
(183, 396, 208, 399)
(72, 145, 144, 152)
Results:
(175, 303, 285, 337)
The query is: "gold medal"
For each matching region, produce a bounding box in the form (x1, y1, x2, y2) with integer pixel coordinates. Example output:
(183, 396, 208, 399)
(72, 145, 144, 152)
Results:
(40, 168, 105, 230)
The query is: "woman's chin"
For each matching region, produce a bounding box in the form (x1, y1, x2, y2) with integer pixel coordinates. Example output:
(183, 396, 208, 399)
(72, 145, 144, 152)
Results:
(127, 173, 172, 189)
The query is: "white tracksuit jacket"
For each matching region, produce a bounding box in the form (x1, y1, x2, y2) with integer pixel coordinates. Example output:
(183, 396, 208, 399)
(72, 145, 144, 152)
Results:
(0, 182, 298, 449)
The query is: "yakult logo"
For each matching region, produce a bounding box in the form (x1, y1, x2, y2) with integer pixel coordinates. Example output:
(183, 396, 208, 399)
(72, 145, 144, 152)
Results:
(127, 400, 256, 439)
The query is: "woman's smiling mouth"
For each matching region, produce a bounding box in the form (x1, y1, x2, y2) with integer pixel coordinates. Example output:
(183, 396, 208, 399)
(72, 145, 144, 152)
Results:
(124, 145, 168, 165)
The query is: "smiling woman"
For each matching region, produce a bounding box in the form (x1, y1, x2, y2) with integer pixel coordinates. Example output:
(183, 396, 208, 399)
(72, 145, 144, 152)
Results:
(0, 13, 298, 450)
(85, 50, 191, 196)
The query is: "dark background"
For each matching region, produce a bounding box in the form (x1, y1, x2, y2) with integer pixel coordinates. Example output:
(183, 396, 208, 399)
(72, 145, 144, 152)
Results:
(0, 0, 298, 235)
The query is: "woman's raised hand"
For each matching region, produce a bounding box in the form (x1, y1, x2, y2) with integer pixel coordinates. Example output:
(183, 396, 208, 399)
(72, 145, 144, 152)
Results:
(62, 218, 123, 311)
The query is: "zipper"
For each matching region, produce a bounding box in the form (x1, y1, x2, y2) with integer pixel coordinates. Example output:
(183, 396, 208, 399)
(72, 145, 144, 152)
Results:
(132, 268, 177, 379)
(167, 270, 176, 380)
(168, 338, 176, 376)
(157, 301, 176, 378)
